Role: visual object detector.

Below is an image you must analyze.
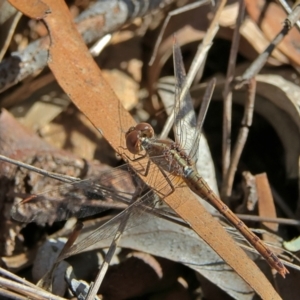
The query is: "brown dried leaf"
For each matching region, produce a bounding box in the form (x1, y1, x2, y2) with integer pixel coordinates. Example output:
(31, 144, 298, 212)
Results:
(9, 0, 51, 19)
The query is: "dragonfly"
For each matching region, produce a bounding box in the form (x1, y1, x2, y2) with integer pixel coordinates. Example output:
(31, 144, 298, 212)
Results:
(124, 56, 289, 278)
(9, 40, 288, 283)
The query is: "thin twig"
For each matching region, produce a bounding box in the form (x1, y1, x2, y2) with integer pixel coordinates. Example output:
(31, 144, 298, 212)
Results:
(224, 214, 300, 227)
(149, 0, 210, 65)
(0, 275, 66, 300)
(0, 154, 78, 183)
(221, 0, 245, 197)
(0, 287, 29, 300)
(160, 0, 225, 138)
(223, 78, 256, 197)
(277, 0, 300, 31)
(238, 3, 300, 84)
(86, 165, 144, 299)
(85, 192, 139, 300)
(0, 267, 39, 289)
(0, 0, 176, 93)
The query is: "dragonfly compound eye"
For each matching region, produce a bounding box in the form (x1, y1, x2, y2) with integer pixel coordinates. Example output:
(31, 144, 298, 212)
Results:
(126, 129, 142, 154)
(125, 126, 136, 139)
(134, 123, 154, 138)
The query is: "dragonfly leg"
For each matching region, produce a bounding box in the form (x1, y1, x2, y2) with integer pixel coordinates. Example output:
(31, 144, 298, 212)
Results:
(120, 150, 148, 163)
(149, 165, 176, 198)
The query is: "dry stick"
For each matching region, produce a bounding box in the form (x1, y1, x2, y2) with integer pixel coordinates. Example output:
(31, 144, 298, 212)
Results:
(224, 78, 256, 197)
(149, 0, 210, 65)
(221, 0, 245, 198)
(238, 4, 300, 84)
(160, 42, 211, 139)
(0, 287, 29, 300)
(85, 193, 139, 300)
(85, 224, 125, 300)
(0, 267, 51, 300)
(160, 0, 225, 139)
(0, 267, 40, 290)
(0, 0, 176, 93)
(85, 167, 144, 300)
(0, 276, 66, 300)
(0, 154, 77, 184)
(57, 223, 84, 261)
(1, 34, 109, 109)
(278, 0, 300, 30)
(278, 0, 300, 31)
(223, 214, 300, 226)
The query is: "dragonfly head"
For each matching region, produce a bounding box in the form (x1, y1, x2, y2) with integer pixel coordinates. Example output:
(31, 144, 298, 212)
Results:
(125, 123, 154, 154)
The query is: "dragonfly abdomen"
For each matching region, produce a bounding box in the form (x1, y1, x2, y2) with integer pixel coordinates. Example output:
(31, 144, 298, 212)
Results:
(184, 170, 289, 277)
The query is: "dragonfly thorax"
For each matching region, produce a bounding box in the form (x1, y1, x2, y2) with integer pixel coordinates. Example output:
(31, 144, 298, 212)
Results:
(125, 124, 195, 178)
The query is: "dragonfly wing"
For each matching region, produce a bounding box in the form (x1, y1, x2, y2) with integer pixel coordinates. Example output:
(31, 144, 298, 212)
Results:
(188, 78, 215, 161)
(172, 40, 198, 156)
(59, 189, 159, 259)
(11, 164, 146, 225)
(58, 168, 186, 259)
(11, 194, 111, 224)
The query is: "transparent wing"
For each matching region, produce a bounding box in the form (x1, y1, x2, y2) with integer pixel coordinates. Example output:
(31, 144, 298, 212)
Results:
(172, 40, 215, 162)
(58, 173, 182, 260)
(188, 78, 215, 161)
(10, 156, 183, 225)
(172, 40, 197, 155)
(11, 164, 145, 224)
